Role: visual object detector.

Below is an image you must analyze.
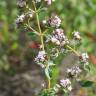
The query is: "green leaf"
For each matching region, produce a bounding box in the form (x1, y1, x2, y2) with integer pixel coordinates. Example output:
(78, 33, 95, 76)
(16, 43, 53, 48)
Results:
(27, 32, 37, 40)
(79, 80, 94, 87)
(28, 32, 35, 36)
(45, 67, 51, 80)
(48, 61, 55, 66)
(84, 64, 90, 71)
(11, 42, 18, 50)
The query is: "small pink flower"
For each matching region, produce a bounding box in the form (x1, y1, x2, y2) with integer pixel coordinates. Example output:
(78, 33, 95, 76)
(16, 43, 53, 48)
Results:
(45, 0, 54, 5)
(47, 0, 52, 5)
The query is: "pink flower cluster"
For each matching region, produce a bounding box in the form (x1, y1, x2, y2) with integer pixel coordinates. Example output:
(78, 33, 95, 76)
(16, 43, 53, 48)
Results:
(51, 28, 69, 46)
(67, 66, 82, 78)
(48, 15, 61, 27)
(60, 79, 72, 92)
(36, 0, 55, 5)
(34, 51, 47, 68)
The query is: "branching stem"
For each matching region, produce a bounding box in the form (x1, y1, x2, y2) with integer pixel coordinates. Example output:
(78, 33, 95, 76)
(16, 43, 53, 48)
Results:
(32, 0, 51, 89)
(66, 45, 80, 56)
(26, 24, 40, 35)
(32, 0, 44, 50)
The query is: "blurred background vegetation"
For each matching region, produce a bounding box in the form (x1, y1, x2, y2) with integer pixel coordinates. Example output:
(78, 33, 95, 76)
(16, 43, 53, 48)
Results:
(0, 0, 96, 96)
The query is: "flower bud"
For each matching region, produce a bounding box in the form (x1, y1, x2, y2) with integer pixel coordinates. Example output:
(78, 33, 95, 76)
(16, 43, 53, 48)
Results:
(17, 0, 26, 7)
(79, 53, 89, 63)
(73, 31, 81, 40)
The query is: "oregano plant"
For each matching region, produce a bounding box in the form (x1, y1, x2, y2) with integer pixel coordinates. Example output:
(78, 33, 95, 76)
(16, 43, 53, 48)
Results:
(16, 0, 92, 95)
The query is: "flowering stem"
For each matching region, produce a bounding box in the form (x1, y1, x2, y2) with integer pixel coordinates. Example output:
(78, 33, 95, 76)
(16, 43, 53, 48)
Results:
(66, 45, 79, 56)
(32, 0, 51, 89)
(32, 0, 44, 50)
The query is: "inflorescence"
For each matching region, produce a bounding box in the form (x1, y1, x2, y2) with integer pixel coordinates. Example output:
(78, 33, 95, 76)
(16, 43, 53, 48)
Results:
(16, 0, 89, 95)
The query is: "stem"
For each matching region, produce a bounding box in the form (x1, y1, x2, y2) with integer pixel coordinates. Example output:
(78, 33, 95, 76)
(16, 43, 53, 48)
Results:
(48, 79, 51, 89)
(66, 45, 79, 56)
(32, 0, 44, 50)
(64, 93, 69, 96)
(32, 0, 51, 89)
(26, 24, 40, 35)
